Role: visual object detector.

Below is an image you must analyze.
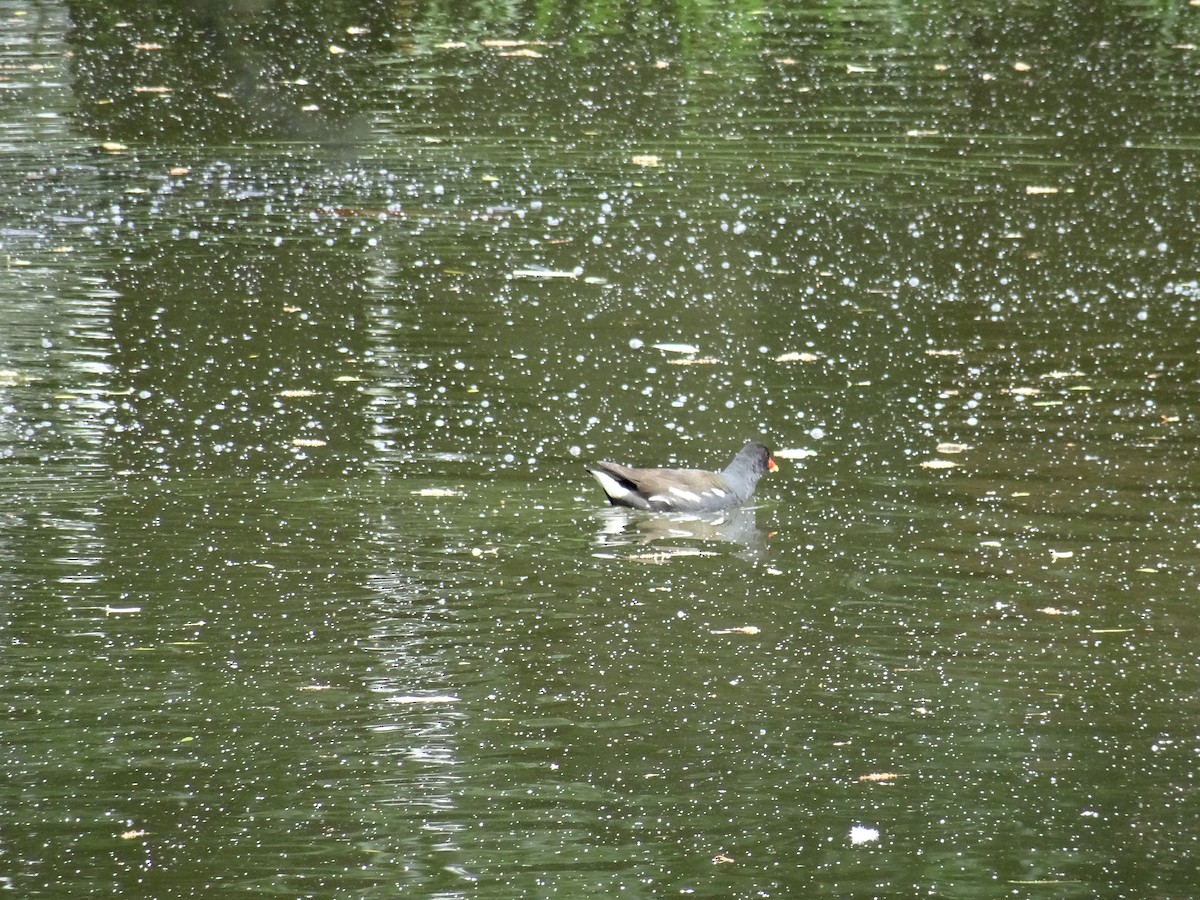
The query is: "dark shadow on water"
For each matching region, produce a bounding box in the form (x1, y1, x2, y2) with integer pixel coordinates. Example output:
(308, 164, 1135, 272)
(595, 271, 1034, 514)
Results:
(591, 505, 768, 563)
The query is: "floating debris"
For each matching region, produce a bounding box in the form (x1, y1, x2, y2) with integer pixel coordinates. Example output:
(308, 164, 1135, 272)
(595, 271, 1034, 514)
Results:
(710, 626, 760, 636)
(652, 342, 702, 355)
(920, 459, 958, 469)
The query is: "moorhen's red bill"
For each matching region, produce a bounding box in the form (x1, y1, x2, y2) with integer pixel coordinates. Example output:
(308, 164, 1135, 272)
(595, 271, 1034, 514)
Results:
(586, 441, 778, 512)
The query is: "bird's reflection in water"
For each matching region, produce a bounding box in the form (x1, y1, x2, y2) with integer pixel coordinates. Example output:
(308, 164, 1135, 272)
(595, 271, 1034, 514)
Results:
(591, 505, 768, 563)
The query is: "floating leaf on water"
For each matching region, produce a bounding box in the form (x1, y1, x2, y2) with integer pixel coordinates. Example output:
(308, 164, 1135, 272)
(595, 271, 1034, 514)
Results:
(935, 442, 971, 454)
(328, 44, 346, 55)
(710, 626, 760, 635)
(920, 459, 958, 469)
(713, 854, 735, 864)
(775, 447, 815, 460)
(775, 350, 821, 362)
(652, 342, 701, 355)
(121, 830, 148, 840)
(168, 166, 190, 176)
(857, 772, 901, 782)
(631, 154, 661, 167)
(99, 141, 127, 152)
(1013, 61, 1032, 72)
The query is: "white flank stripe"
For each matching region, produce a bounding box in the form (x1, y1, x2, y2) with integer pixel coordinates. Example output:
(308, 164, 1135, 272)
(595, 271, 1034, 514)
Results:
(591, 470, 637, 502)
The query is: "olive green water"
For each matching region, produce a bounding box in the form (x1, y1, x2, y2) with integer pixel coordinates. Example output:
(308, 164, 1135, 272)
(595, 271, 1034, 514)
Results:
(3, 1, 1200, 896)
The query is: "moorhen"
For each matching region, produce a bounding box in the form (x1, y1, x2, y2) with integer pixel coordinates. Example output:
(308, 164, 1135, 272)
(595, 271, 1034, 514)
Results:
(586, 441, 778, 512)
